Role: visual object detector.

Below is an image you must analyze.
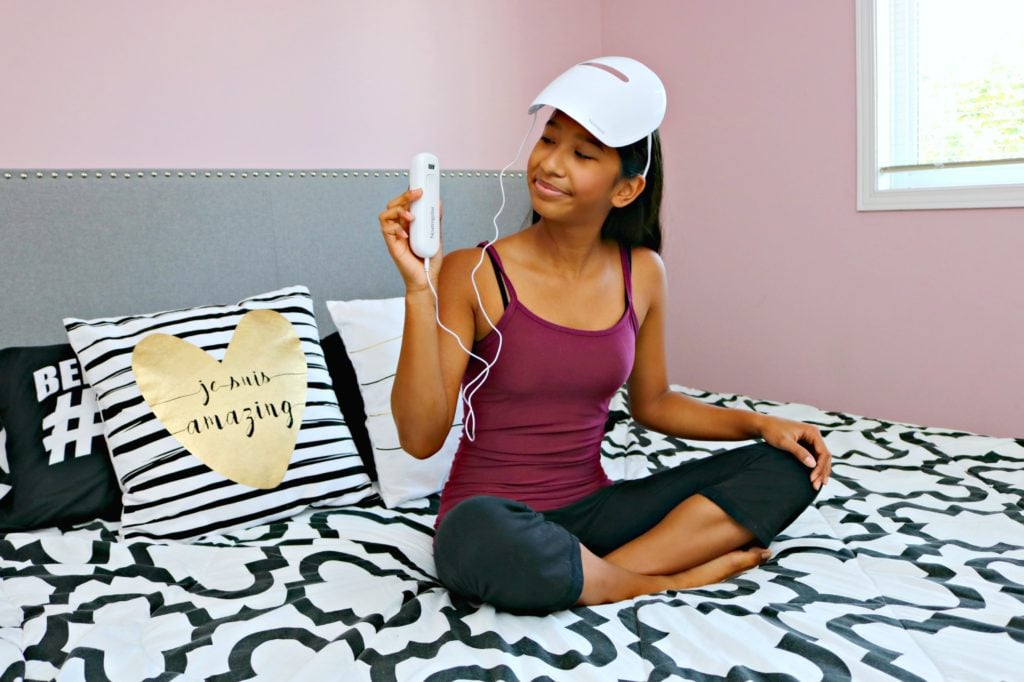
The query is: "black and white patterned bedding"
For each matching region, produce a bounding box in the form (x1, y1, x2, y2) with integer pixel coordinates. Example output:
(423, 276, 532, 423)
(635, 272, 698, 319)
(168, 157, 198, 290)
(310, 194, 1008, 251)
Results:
(2, 386, 1022, 681)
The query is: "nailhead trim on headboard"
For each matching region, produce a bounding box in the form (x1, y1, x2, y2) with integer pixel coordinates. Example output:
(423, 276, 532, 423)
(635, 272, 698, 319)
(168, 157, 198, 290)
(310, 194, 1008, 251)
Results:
(2, 170, 527, 181)
(0, 166, 532, 348)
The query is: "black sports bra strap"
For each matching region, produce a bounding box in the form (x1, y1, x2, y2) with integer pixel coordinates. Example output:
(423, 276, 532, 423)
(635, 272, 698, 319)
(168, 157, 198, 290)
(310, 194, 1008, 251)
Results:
(620, 244, 639, 332)
(484, 246, 510, 310)
(621, 244, 634, 307)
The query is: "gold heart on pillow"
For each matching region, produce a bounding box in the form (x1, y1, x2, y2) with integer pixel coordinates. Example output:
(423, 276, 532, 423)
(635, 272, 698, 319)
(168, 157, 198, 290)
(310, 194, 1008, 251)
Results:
(131, 309, 308, 489)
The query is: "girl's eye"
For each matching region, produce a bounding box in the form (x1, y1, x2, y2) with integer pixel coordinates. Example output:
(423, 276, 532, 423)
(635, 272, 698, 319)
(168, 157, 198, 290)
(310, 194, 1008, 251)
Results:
(540, 136, 554, 145)
(575, 151, 595, 160)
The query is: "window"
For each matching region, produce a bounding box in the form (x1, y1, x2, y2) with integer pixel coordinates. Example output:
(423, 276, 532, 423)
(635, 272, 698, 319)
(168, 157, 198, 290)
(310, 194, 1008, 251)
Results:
(857, 0, 1024, 210)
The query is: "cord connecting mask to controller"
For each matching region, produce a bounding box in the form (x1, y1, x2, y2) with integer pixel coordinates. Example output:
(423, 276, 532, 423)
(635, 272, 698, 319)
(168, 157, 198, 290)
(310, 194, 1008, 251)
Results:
(411, 111, 539, 442)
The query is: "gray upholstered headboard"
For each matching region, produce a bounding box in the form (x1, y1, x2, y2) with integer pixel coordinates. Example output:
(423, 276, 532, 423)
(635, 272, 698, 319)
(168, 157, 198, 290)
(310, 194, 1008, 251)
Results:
(0, 169, 530, 348)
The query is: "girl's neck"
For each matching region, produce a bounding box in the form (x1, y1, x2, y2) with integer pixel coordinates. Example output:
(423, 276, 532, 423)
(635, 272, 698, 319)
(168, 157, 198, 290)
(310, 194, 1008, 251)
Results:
(531, 217, 608, 275)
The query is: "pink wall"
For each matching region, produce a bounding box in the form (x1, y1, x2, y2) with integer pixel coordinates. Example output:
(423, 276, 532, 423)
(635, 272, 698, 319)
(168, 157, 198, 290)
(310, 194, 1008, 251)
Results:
(2, 1, 1020, 436)
(0, 0, 600, 168)
(603, 0, 1023, 437)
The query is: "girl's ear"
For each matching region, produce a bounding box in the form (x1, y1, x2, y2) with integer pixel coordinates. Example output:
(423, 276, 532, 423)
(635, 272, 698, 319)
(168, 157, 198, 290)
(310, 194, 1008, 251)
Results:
(611, 175, 646, 208)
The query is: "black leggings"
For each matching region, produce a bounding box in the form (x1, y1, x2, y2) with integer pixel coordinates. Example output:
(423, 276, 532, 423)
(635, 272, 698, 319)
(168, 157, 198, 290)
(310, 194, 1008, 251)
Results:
(433, 442, 819, 614)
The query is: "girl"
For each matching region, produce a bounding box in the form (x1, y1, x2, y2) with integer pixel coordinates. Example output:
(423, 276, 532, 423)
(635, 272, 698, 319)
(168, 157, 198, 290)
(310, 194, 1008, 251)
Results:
(379, 57, 831, 614)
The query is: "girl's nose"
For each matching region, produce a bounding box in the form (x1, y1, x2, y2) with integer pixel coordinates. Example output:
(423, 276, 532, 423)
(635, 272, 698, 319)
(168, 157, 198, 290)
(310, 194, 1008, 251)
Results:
(540, 146, 566, 176)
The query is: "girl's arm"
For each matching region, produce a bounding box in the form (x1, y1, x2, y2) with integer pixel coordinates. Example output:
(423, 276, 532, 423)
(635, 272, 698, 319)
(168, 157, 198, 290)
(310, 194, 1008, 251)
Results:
(379, 190, 473, 458)
(626, 249, 832, 490)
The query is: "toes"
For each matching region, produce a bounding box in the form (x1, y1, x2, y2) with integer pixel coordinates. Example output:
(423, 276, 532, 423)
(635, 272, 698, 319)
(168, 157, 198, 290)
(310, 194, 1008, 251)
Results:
(731, 548, 770, 573)
(735, 550, 763, 571)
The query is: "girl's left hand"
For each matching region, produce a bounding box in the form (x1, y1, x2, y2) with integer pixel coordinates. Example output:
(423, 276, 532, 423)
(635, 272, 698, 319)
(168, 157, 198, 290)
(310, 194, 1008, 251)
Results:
(758, 416, 832, 491)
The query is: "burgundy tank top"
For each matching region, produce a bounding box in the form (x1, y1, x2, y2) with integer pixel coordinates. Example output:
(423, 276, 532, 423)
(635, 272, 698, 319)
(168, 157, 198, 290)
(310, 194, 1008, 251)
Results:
(436, 243, 639, 524)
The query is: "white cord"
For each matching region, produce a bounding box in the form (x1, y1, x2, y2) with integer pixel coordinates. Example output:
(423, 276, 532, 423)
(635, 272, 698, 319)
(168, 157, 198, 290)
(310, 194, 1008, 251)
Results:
(423, 257, 489, 440)
(642, 133, 652, 179)
(421, 110, 539, 441)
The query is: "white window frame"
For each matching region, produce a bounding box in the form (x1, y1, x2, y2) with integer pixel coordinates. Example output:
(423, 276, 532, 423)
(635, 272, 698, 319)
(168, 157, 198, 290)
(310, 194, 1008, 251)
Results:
(856, 0, 1024, 211)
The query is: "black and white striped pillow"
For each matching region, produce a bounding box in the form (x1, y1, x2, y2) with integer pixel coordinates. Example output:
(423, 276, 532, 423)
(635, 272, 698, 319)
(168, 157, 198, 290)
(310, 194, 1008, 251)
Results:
(64, 286, 375, 541)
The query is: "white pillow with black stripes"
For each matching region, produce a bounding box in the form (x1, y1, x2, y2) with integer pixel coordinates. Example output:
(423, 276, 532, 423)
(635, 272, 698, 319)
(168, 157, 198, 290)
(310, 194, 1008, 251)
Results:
(64, 286, 375, 541)
(326, 297, 460, 508)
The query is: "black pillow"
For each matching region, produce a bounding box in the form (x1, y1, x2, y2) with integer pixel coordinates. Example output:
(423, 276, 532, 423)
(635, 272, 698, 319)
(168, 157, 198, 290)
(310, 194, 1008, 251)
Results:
(320, 332, 377, 480)
(0, 344, 121, 531)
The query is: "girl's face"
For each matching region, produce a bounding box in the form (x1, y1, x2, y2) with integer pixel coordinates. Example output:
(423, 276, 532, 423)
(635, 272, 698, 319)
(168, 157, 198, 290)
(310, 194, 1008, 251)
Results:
(526, 111, 640, 226)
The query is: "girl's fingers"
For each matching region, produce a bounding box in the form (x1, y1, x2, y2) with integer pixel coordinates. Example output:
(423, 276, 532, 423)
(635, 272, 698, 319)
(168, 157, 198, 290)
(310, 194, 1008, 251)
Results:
(793, 438, 815, 468)
(379, 203, 412, 220)
(385, 187, 423, 210)
(766, 417, 831, 491)
(378, 207, 414, 234)
(810, 433, 832, 483)
(809, 447, 831, 490)
(378, 189, 442, 291)
(383, 226, 408, 241)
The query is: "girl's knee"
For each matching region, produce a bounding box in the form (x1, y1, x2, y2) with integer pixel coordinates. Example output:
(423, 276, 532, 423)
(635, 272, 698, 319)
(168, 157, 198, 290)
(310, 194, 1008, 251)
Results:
(435, 496, 521, 558)
(717, 443, 820, 538)
(433, 496, 582, 613)
(745, 443, 819, 492)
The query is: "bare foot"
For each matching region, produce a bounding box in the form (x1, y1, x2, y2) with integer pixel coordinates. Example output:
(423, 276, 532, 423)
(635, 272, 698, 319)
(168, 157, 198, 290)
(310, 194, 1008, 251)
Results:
(666, 547, 771, 590)
(576, 545, 772, 606)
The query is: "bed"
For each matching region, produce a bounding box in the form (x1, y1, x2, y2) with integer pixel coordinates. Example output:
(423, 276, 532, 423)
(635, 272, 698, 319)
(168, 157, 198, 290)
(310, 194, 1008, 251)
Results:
(2, 169, 1022, 681)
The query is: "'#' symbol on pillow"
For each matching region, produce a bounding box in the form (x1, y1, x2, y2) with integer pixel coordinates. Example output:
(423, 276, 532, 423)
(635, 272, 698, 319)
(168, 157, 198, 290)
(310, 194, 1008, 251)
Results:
(131, 309, 308, 489)
(41, 391, 105, 465)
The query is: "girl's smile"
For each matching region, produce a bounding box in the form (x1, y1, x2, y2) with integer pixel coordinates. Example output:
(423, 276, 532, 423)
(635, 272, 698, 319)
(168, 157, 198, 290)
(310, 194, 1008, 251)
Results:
(533, 177, 569, 198)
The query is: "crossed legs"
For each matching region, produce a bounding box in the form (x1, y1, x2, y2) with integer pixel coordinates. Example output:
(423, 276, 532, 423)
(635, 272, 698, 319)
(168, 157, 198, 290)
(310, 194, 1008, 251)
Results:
(434, 444, 818, 613)
(576, 493, 769, 605)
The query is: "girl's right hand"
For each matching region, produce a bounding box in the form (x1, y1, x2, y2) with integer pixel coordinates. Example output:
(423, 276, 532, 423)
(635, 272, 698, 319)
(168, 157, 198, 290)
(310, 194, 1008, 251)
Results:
(378, 188, 443, 292)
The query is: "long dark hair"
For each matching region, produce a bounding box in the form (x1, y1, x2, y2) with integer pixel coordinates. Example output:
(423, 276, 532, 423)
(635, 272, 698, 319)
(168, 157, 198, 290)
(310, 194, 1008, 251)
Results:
(529, 130, 664, 253)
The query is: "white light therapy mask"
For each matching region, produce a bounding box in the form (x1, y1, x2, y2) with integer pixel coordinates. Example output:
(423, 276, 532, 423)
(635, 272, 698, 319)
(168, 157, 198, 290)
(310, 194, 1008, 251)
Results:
(528, 56, 667, 177)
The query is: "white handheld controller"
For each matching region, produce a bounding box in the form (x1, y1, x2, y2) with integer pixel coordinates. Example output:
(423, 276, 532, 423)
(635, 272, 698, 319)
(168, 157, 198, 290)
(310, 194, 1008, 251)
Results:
(409, 152, 440, 259)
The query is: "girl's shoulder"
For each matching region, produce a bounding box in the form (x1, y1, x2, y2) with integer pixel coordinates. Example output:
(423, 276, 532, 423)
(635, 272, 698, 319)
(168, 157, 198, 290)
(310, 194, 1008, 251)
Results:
(440, 243, 512, 294)
(440, 247, 488, 279)
(627, 245, 666, 278)
(444, 234, 514, 272)
(626, 246, 668, 313)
